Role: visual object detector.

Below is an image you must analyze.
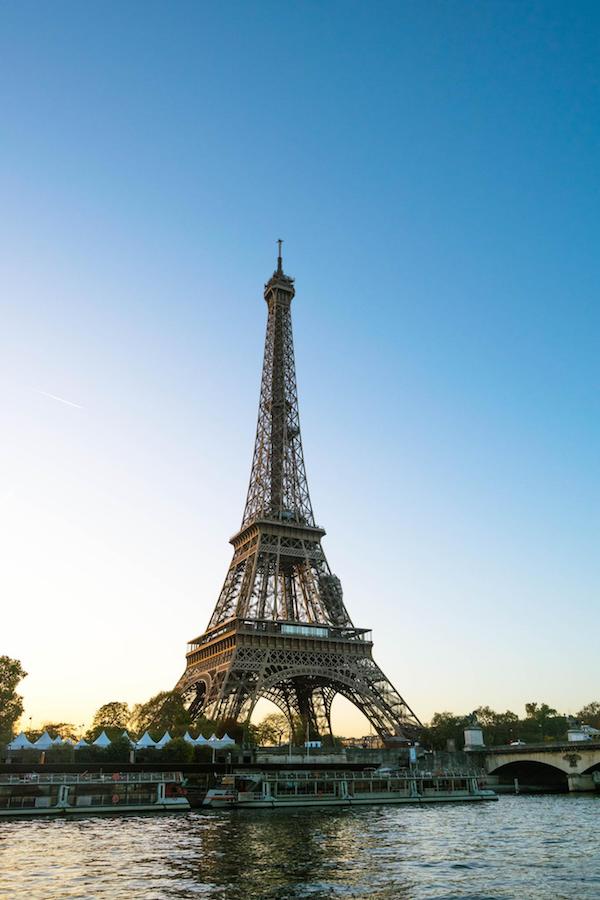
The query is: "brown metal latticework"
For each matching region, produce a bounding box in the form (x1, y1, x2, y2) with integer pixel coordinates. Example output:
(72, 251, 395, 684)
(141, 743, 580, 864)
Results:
(176, 247, 421, 740)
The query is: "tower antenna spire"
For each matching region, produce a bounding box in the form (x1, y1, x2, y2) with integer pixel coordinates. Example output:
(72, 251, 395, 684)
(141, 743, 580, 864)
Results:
(277, 238, 283, 274)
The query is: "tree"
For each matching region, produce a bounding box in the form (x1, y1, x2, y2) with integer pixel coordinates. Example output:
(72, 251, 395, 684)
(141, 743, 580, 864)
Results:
(46, 743, 75, 763)
(576, 702, 600, 729)
(254, 712, 289, 746)
(75, 736, 132, 763)
(42, 723, 77, 740)
(92, 701, 130, 730)
(253, 712, 305, 746)
(422, 712, 468, 750)
(85, 725, 132, 744)
(103, 735, 133, 763)
(525, 702, 558, 722)
(0, 656, 27, 744)
(130, 691, 191, 736)
(473, 706, 498, 727)
(74, 744, 106, 764)
(219, 720, 244, 745)
(523, 702, 562, 741)
(470, 707, 519, 745)
(160, 737, 195, 764)
(486, 710, 519, 745)
(193, 715, 222, 740)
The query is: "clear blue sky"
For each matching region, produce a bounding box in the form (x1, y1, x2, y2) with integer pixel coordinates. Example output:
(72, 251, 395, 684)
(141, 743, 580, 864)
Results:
(1, 2, 598, 733)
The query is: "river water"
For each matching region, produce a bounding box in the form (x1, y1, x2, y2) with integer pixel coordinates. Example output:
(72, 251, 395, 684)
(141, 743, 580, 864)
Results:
(1, 795, 599, 899)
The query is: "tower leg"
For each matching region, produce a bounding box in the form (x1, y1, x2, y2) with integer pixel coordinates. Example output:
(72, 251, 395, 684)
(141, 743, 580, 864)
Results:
(310, 685, 336, 741)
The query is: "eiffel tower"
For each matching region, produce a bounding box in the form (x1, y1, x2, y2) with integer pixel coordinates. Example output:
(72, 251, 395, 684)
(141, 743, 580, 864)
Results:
(176, 244, 421, 741)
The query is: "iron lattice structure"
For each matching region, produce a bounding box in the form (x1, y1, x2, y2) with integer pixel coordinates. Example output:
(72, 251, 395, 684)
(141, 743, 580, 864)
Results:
(176, 248, 421, 741)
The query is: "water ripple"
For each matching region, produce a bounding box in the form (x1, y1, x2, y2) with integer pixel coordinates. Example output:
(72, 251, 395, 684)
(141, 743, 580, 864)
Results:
(0, 795, 599, 898)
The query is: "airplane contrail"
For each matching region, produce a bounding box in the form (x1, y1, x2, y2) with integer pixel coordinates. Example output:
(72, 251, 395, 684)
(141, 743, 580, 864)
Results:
(35, 390, 84, 410)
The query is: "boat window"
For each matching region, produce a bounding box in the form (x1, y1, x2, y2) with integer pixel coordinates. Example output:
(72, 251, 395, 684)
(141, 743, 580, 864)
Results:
(371, 778, 387, 791)
(354, 780, 372, 792)
(315, 781, 335, 795)
(275, 781, 296, 796)
(296, 782, 314, 795)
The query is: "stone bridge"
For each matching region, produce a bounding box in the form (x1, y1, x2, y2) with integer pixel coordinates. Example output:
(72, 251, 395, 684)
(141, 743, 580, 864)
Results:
(481, 742, 600, 792)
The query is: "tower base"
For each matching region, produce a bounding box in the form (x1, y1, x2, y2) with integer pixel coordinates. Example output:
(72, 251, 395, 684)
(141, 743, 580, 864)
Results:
(176, 618, 421, 740)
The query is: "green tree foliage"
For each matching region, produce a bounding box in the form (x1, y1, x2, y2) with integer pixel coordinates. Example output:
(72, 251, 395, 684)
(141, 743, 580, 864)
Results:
(217, 720, 244, 745)
(575, 702, 600, 729)
(0, 656, 27, 744)
(42, 723, 77, 740)
(192, 715, 223, 741)
(130, 691, 191, 736)
(244, 723, 260, 746)
(421, 712, 469, 751)
(254, 712, 289, 745)
(85, 725, 131, 744)
(160, 737, 195, 764)
(193, 745, 215, 762)
(75, 743, 109, 764)
(253, 712, 306, 745)
(473, 707, 519, 745)
(92, 702, 130, 731)
(76, 736, 132, 764)
(103, 735, 133, 762)
(422, 703, 568, 749)
(522, 702, 564, 741)
(525, 702, 558, 722)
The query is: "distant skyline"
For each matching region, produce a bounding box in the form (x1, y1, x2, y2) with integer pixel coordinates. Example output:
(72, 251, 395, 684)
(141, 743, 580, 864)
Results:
(1, 2, 599, 735)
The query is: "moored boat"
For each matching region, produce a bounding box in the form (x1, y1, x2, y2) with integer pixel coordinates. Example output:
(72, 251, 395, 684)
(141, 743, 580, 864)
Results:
(204, 770, 497, 808)
(0, 771, 190, 817)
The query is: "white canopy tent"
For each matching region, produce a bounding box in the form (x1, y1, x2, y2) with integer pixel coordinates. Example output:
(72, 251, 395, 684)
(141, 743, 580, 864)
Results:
(207, 734, 235, 748)
(195, 734, 209, 746)
(183, 731, 196, 744)
(121, 731, 135, 746)
(135, 731, 157, 749)
(73, 738, 89, 749)
(63, 737, 75, 746)
(92, 730, 112, 748)
(52, 736, 63, 745)
(155, 731, 173, 749)
(34, 731, 54, 750)
(7, 732, 36, 750)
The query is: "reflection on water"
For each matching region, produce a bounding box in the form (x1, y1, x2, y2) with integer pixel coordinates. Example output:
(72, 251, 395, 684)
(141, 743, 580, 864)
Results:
(1, 795, 600, 899)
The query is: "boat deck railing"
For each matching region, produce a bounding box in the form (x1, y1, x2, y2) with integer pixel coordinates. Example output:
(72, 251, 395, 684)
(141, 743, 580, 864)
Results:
(0, 771, 182, 785)
(232, 770, 482, 783)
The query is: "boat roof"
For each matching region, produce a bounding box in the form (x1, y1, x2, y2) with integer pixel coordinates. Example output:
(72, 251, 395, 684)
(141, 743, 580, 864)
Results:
(228, 769, 480, 781)
(0, 771, 184, 785)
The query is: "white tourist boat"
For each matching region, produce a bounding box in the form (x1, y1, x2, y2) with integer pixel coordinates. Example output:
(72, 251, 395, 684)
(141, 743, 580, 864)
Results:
(203, 770, 498, 808)
(0, 771, 190, 817)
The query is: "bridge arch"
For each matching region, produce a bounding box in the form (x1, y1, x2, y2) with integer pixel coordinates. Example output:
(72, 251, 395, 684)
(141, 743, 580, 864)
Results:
(490, 760, 568, 792)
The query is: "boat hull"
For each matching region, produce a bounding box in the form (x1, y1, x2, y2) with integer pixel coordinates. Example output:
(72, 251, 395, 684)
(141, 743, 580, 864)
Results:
(205, 791, 498, 809)
(226, 794, 497, 808)
(0, 801, 190, 818)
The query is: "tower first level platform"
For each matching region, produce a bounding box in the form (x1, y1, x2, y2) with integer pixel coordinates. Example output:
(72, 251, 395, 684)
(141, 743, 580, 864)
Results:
(177, 615, 417, 741)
